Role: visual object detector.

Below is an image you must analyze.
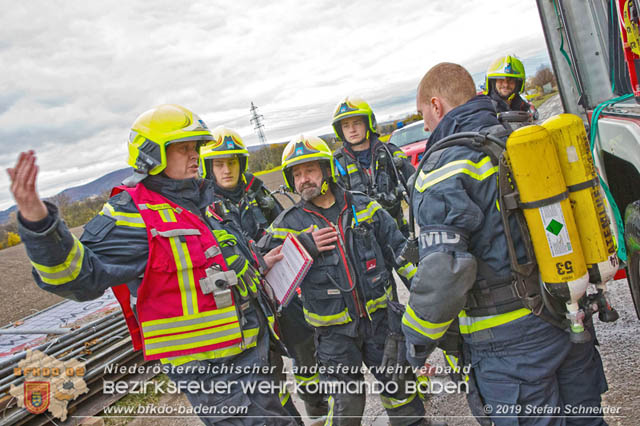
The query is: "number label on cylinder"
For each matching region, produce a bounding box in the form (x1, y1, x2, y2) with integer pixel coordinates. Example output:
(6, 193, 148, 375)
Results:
(556, 260, 574, 275)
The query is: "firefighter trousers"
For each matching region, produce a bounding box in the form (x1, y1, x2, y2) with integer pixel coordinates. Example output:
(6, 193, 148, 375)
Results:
(465, 313, 608, 426)
(279, 296, 329, 419)
(166, 326, 298, 426)
(314, 316, 425, 426)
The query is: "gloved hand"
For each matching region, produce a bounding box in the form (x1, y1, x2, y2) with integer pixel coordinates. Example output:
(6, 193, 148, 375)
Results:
(382, 300, 409, 381)
(213, 229, 261, 298)
(387, 300, 405, 333)
(380, 332, 408, 382)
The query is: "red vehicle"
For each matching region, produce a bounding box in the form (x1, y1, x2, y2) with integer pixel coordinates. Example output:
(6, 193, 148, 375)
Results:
(388, 121, 430, 167)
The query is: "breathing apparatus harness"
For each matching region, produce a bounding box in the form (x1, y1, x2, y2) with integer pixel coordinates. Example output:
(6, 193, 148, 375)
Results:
(400, 130, 570, 328)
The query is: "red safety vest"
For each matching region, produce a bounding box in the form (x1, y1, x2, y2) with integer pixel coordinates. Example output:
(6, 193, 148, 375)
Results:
(111, 183, 252, 361)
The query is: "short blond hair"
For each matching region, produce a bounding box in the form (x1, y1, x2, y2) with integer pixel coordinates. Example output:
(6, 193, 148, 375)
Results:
(417, 63, 476, 109)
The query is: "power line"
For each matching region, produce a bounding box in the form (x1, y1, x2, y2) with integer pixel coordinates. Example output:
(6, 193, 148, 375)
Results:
(249, 102, 267, 145)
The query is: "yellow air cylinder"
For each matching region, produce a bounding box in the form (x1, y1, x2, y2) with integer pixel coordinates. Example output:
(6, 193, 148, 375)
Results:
(542, 114, 619, 284)
(506, 125, 590, 338)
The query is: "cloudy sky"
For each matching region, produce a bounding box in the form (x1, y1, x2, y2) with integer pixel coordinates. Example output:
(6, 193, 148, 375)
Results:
(0, 0, 548, 210)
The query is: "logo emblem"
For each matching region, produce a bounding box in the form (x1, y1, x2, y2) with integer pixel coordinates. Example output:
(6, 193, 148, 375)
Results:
(24, 382, 50, 415)
(227, 141, 235, 149)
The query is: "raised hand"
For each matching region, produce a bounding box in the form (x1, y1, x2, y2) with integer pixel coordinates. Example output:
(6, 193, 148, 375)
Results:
(6, 151, 48, 222)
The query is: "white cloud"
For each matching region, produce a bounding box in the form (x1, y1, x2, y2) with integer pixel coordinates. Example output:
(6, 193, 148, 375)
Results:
(0, 0, 547, 210)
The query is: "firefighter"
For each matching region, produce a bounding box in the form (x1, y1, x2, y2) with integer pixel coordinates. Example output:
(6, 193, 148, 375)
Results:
(200, 127, 327, 421)
(7, 104, 297, 426)
(484, 54, 537, 119)
(257, 135, 442, 426)
(405, 63, 608, 425)
(331, 96, 415, 237)
(200, 126, 283, 242)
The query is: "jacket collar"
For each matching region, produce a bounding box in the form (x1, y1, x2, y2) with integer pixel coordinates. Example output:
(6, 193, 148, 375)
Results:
(143, 174, 213, 216)
(427, 95, 501, 148)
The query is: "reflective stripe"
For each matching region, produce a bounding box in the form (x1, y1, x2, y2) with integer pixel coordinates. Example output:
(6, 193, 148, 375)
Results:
(152, 228, 201, 237)
(325, 396, 335, 426)
(295, 373, 320, 386)
(162, 327, 259, 366)
(31, 236, 85, 285)
(266, 226, 300, 240)
(303, 307, 351, 327)
(355, 201, 381, 223)
(267, 314, 279, 340)
(402, 304, 452, 340)
(414, 156, 497, 193)
(141, 306, 238, 337)
(380, 392, 416, 409)
(279, 388, 291, 406)
(204, 245, 221, 259)
(145, 321, 242, 356)
(139, 203, 174, 211)
(397, 262, 416, 280)
(100, 203, 145, 227)
(443, 351, 469, 381)
(393, 151, 408, 159)
(266, 225, 315, 240)
(346, 164, 358, 174)
(158, 208, 177, 223)
(458, 308, 531, 334)
(168, 236, 198, 316)
(366, 285, 393, 315)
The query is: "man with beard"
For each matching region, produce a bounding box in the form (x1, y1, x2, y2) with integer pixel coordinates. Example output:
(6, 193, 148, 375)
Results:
(483, 55, 537, 120)
(258, 135, 443, 426)
(200, 127, 327, 422)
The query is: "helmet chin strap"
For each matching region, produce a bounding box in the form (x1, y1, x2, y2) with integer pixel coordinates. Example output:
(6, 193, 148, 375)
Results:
(321, 180, 329, 195)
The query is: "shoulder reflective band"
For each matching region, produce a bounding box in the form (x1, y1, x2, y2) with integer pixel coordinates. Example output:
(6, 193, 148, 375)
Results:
(402, 304, 452, 340)
(414, 156, 497, 193)
(458, 308, 530, 334)
(31, 235, 85, 285)
(100, 203, 145, 227)
(355, 201, 381, 223)
(303, 307, 351, 327)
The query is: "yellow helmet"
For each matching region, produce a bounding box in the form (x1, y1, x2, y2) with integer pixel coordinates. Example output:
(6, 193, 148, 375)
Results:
(331, 96, 378, 141)
(281, 135, 334, 191)
(483, 55, 526, 95)
(199, 126, 250, 178)
(127, 104, 213, 175)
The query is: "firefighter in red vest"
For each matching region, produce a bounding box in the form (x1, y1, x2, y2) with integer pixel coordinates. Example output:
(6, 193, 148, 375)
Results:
(7, 104, 298, 426)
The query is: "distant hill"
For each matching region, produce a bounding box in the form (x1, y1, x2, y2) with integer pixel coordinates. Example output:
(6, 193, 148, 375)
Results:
(0, 168, 133, 224)
(57, 167, 132, 202)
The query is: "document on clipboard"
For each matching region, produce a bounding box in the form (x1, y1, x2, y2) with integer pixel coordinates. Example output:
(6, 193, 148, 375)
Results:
(265, 233, 313, 307)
